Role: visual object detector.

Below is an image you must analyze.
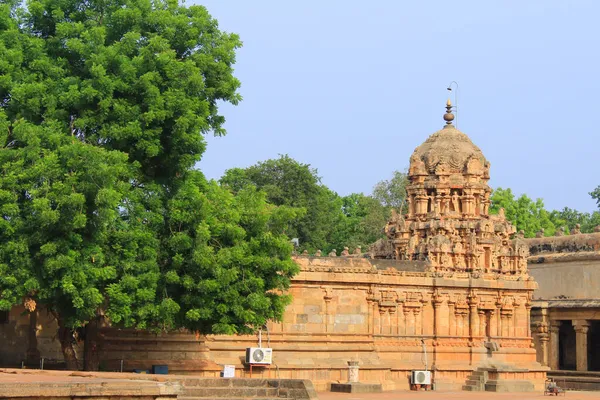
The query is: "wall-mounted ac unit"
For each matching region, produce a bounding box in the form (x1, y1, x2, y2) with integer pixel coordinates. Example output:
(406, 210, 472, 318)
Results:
(411, 370, 431, 385)
(245, 347, 273, 364)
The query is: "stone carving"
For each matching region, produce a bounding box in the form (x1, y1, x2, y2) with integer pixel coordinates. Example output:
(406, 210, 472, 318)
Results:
(536, 228, 545, 238)
(572, 224, 581, 235)
(328, 249, 337, 257)
(555, 227, 565, 237)
(315, 249, 322, 257)
(302, 250, 309, 256)
(341, 247, 350, 256)
(373, 101, 528, 277)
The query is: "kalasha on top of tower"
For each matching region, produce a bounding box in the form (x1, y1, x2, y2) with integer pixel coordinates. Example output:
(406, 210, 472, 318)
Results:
(373, 100, 529, 278)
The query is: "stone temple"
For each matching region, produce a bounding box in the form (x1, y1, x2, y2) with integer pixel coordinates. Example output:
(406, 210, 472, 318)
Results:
(1, 101, 553, 391)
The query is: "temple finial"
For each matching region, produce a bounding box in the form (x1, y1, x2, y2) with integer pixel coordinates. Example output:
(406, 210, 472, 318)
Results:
(443, 98, 455, 125)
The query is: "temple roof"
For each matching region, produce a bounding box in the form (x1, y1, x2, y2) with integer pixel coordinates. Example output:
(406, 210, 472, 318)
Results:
(410, 124, 488, 175)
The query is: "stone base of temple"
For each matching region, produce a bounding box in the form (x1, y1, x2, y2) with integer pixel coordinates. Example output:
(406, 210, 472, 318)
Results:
(330, 382, 383, 393)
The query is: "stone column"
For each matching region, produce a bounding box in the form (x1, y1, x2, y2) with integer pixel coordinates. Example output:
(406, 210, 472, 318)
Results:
(549, 321, 561, 370)
(405, 310, 415, 335)
(574, 320, 590, 372)
(347, 361, 359, 383)
(414, 309, 422, 336)
(539, 331, 550, 366)
(433, 300, 443, 337)
(469, 305, 479, 339)
(448, 302, 456, 336)
(489, 310, 497, 337)
(397, 303, 405, 335)
(525, 304, 532, 338)
(479, 311, 486, 337)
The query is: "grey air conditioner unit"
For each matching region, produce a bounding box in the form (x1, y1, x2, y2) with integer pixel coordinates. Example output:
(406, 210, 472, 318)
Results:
(411, 370, 431, 385)
(245, 347, 273, 364)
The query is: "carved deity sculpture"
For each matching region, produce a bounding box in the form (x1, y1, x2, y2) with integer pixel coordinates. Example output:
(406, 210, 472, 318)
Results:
(451, 191, 460, 213)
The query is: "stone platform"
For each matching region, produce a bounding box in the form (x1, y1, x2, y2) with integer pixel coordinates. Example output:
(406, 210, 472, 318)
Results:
(330, 382, 382, 393)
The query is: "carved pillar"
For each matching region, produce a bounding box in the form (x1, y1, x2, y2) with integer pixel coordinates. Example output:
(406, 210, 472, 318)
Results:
(406, 310, 415, 335)
(458, 312, 465, 336)
(479, 311, 486, 337)
(525, 304, 532, 338)
(414, 309, 422, 336)
(469, 305, 479, 340)
(574, 320, 590, 372)
(448, 302, 456, 336)
(373, 302, 381, 335)
(549, 321, 561, 370)
(379, 308, 387, 335)
(539, 328, 550, 366)
(397, 302, 405, 335)
(324, 290, 333, 333)
(489, 310, 497, 337)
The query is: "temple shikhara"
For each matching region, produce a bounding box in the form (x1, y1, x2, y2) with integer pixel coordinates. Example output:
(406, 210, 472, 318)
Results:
(14, 99, 599, 392)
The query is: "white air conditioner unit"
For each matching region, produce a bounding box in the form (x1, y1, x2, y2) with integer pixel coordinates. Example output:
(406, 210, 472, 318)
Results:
(411, 370, 431, 385)
(245, 347, 273, 365)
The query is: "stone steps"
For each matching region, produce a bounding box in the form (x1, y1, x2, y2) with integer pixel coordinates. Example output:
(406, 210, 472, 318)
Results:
(182, 388, 280, 398)
(180, 397, 282, 400)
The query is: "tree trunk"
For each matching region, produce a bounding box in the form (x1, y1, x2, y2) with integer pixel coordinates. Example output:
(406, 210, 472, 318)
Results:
(84, 317, 102, 371)
(57, 318, 80, 371)
(26, 310, 40, 365)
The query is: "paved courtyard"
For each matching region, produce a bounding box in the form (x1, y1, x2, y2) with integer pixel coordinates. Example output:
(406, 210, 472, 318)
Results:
(319, 390, 599, 400)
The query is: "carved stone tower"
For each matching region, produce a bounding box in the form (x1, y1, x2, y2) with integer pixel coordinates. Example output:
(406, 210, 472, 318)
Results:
(383, 100, 529, 275)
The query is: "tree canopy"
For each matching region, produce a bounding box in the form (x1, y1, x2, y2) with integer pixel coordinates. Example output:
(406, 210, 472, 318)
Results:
(0, 0, 296, 370)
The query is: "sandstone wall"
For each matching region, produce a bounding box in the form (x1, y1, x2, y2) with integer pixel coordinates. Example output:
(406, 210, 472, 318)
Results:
(0, 306, 71, 367)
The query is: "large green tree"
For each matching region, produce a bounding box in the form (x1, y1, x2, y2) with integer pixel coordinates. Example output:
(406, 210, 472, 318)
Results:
(0, 0, 296, 370)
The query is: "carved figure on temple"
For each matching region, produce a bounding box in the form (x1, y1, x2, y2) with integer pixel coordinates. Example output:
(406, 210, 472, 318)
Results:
(451, 191, 460, 213)
(341, 247, 350, 256)
(555, 227, 565, 237)
(354, 246, 362, 255)
(572, 224, 581, 235)
(440, 193, 449, 213)
(328, 249, 337, 257)
(536, 228, 545, 238)
(315, 250, 322, 257)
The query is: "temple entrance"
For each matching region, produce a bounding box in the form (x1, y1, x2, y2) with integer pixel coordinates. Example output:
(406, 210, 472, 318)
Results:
(588, 321, 600, 371)
(559, 321, 576, 370)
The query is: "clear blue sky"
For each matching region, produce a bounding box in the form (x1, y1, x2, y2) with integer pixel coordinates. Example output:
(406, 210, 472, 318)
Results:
(194, 0, 599, 213)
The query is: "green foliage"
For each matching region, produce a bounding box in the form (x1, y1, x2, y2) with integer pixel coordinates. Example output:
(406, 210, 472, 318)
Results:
(548, 207, 600, 234)
(162, 173, 297, 334)
(372, 170, 408, 211)
(333, 193, 389, 251)
(490, 188, 557, 237)
(221, 155, 344, 252)
(1, 0, 294, 354)
(591, 186, 600, 209)
(0, 116, 159, 329)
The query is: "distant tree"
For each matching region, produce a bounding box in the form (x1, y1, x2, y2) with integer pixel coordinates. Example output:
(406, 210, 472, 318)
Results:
(590, 186, 600, 208)
(372, 171, 408, 212)
(331, 193, 389, 251)
(221, 155, 344, 252)
(490, 188, 557, 237)
(549, 207, 600, 234)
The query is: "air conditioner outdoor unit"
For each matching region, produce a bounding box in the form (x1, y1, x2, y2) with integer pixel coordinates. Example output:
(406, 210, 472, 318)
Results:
(245, 347, 273, 365)
(411, 370, 431, 385)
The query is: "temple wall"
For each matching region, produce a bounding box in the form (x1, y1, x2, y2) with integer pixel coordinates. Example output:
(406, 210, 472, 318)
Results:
(529, 258, 600, 299)
(98, 256, 544, 390)
(0, 306, 69, 367)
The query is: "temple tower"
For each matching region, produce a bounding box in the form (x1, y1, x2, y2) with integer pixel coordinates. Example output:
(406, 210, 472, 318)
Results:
(383, 100, 528, 275)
